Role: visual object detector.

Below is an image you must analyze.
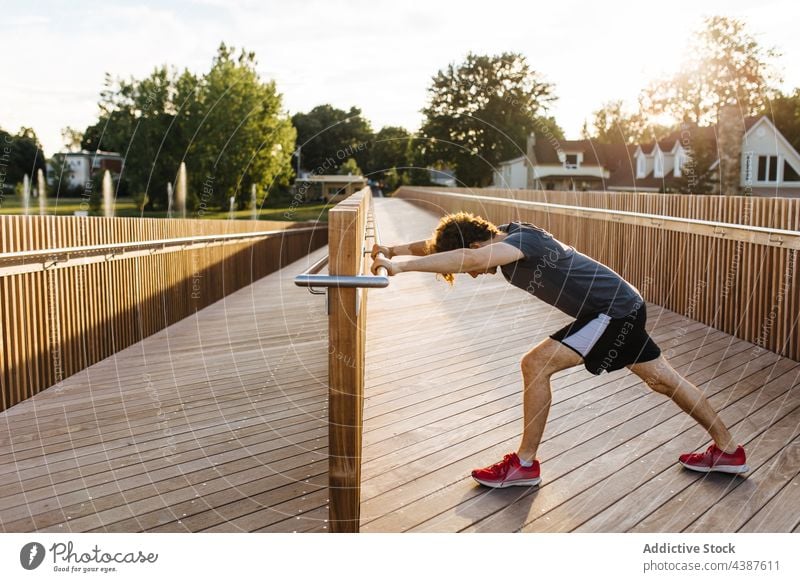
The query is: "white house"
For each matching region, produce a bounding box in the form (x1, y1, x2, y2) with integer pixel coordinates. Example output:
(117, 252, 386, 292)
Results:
(738, 116, 800, 195)
(48, 150, 124, 190)
(629, 115, 800, 196)
(492, 137, 632, 192)
(494, 156, 528, 189)
(493, 115, 800, 197)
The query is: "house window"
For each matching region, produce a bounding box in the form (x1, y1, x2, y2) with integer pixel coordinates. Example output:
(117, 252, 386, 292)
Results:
(783, 160, 800, 182)
(757, 155, 778, 182)
(565, 154, 579, 169)
(654, 153, 664, 178)
(636, 155, 646, 178)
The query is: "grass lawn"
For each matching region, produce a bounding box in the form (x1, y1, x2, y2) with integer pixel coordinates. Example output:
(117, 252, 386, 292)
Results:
(0, 195, 330, 222)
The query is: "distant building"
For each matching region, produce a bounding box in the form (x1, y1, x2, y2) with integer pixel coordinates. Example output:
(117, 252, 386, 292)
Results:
(47, 150, 124, 190)
(293, 174, 367, 203)
(429, 166, 456, 187)
(492, 115, 800, 198)
(494, 136, 633, 193)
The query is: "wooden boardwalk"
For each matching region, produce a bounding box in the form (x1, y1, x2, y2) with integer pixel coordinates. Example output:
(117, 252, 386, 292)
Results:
(0, 246, 330, 533)
(2, 198, 799, 534)
(362, 198, 800, 533)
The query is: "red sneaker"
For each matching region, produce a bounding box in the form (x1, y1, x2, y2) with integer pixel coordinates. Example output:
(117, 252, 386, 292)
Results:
(679, 444, 749, 474)
(471, 452, 541, 488)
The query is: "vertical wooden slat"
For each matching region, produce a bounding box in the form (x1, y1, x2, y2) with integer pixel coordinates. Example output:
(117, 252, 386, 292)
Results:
(0, 214, 326, 412)
(10, 217, 25, 404)
(0, 217, 10, 409)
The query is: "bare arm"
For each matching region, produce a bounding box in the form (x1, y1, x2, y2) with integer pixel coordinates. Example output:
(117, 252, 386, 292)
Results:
(371, 241, 524, 276)
(392, 239, 431, 257)
(372, 239, 430, 259)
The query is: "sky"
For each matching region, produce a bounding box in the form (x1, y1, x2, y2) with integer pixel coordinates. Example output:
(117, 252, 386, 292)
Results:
(2, 0, 799, 155)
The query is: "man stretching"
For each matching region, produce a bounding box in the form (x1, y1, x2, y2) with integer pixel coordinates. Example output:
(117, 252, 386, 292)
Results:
(371, 212, 748, 488)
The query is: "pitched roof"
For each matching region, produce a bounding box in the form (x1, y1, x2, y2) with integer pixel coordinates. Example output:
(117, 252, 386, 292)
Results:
(532, 139, 608, 167)
(637, 116, 760, 155)
(598, 143, 637, 188)
(497, 156, 526, 167)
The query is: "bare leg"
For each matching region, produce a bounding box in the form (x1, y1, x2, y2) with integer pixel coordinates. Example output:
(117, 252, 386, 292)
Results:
(628, 355, 737, 452)
(517, 338, 583, 462)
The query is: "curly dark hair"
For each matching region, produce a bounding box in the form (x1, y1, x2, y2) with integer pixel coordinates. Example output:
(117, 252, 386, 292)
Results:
(427, 212, 500, 283)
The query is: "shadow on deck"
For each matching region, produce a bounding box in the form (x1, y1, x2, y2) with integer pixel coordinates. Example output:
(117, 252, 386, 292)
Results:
(0, 246, 330, 533)
(362, 198, 800, 533)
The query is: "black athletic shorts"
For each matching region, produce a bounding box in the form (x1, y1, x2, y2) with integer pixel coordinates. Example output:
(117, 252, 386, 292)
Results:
(550, 303, 661, 375)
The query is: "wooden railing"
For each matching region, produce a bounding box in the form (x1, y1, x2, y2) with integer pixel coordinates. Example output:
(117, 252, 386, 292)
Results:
(395, 186, 800, 361)
(322, 187, 381, 532)
(0, 216, 327, 412)
(435, 187, 800, 229)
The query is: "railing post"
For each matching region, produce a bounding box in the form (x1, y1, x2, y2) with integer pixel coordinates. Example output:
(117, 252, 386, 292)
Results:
(327, 196, 366, 532)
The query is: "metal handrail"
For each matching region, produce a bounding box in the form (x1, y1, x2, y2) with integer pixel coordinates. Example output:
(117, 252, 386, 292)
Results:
(296, 255, 329, 295)
(294, 199, 389, 290)
(303, 254, 330, 276)
(403, 188, 800, 250)
(295, 272, 389, 289)
(0, 225, 322, 277)
(0, 226, 321, 262)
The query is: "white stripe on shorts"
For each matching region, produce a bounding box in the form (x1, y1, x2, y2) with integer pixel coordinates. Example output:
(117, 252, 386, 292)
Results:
(562, 313, 613, 357)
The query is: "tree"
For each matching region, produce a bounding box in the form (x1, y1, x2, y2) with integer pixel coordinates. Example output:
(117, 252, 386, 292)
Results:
(88, 172, 103, 212)
(381, 167, 408, 193)
(292, 105, 372, 175)
(670, 126, 717, 194)
(763, 89, 800, 151)
(419, 52, 556, 187)
(81, 44, 296, 210)
(336, 158, 361, 176)
(0, 126, 46, 189)
(191, 44, 296, 210)
(82, 67, 200, 207)
(47, 153, 76, 197)
(532, 116, 564, 142)
(365, 126, 411, 179)
(406, 140, 434, 186)
(584, 100, 648, 144)
(61, 127, 84, 152)
(641, 16, 781, 125)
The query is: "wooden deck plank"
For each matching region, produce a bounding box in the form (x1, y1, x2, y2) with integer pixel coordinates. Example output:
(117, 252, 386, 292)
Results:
(685, 438, 800, 532)
(2, 425, 328, 530)
(361, 331, 746, 503)
(363, 329, 749, 468)
(360, 346, 780, 532)
(628, 404, 800, 532)
(561, 365, 800, 534)
(0, 246, 330, 533)
(0, 384, 327, 473)
(738, 462, 800, 532)
(0, 401, 328, 511)
(367, 348, 794, 532)
(361, 198, 800, 533)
